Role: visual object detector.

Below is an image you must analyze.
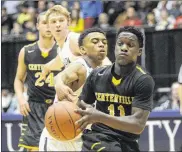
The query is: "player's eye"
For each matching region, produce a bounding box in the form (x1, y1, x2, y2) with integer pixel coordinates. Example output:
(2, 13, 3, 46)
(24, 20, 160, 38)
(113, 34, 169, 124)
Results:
(92, 39, 99, 44)
(102, 39, 107, 45)
(51, 20, 56, 24)
(117, 41, 124, 46)
(128, 43, 134, 48)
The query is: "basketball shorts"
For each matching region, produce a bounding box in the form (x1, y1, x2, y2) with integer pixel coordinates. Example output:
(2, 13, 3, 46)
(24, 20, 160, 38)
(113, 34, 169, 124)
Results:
(18, 101, 50, 150)
(39, 127, 83, 151)
(81, 129, 140, 152)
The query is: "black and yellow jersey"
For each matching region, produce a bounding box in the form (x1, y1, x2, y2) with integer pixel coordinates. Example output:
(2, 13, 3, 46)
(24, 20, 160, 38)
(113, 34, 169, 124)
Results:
(79, 63, 155, 141)
(24, 41, 59, 104)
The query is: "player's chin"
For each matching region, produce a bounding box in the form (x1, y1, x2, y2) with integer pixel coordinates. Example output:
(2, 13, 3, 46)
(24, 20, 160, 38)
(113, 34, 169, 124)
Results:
(45, 34, 53, 38)
(117, 59, 130, 66)
(98, 54, 106, 60)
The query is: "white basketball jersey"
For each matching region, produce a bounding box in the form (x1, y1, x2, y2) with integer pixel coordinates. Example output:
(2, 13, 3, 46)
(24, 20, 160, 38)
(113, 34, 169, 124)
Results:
(74, 58, 93, 78)
(58, 32, 79, 67)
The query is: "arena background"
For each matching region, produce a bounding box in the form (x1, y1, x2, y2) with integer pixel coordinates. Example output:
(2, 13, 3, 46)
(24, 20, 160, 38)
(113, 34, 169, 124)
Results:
(1, 0, 182, 151)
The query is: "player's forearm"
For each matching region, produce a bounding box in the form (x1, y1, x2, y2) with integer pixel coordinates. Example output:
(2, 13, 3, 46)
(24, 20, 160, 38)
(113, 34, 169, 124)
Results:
(47, 55, 64, 71)
(97, 112, 144, 135)
(14, 78, 25, 101)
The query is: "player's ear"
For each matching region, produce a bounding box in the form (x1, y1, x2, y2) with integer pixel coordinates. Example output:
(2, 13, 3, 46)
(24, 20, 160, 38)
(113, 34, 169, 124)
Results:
(79, 46, 86, 55)
(138, 48, 142, 56)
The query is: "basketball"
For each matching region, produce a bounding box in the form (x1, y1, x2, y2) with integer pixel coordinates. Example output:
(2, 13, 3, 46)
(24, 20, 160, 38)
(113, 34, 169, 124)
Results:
(45, 101, 82, 141)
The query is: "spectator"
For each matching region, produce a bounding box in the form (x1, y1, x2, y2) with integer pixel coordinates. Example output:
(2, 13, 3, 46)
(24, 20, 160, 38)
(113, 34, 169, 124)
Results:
(96, 13, 112, 31)
(37, 0, 47, 13)
(121, 7, 142, 27)
(2, 89, 13, 113)
(153, 82, 180, 111)
(47, 1, 55, 9)
(60, 0, 69, 10)
(155, 9, 175, 31)
(10, 22, 23, 36)
(153, 1, 168, 22)
(81, 1, 103, 29)
(168, 1, 181, 18)
(23, 20, 38, 41)
(26, 7, 37, 26)
(3, 1, 21, 15)
(178, 65, 182, 114)
(1, 7, 13, 35)
(174, 16, 182, 29)
(145, 12, 156, 28)
(17, 4, 31, 25)
(103, 1, 125, 25)
(69, 9, 84, 33)
(72, 1, 81, 10)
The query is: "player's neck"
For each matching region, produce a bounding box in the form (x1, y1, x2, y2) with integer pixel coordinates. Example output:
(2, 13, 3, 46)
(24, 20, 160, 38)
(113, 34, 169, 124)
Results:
(84, 56, 102, 68)
(38, 36, 55, 50)
(55, 30, 69, 48)
(114, 62, 136, 77)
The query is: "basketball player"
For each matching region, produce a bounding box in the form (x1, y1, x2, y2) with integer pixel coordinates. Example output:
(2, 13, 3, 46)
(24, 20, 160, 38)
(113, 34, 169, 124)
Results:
(39, 27, 108, 151)
(41, 5, 111, 79)
(14, 12, 59, 151)
(75, 26, 155, 151)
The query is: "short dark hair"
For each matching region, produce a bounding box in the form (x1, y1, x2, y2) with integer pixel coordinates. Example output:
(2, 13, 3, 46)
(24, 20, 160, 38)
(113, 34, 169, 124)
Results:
(37, 11, 46, 23)
(78, 27, 106, 47)
(117, 26, 144, 48)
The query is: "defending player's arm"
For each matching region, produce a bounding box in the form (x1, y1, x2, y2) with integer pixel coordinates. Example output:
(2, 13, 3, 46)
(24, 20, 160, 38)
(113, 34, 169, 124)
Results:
(54, 62, 87, 102)
(76, 75, 155, 135)
(41, 55, 65, 80)
(14, 47, 31, 116)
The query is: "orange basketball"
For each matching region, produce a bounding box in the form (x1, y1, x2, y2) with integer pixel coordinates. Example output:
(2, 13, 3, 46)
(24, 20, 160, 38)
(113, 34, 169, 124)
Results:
(45, 101, 82, 141)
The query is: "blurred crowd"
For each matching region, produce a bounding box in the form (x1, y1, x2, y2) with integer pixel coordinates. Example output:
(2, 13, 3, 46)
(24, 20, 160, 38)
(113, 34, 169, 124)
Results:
(2, 0, 182, 114)
(2, 81, 181, 114)
(2, 1, 182, 41)
(2, 85, 28, 114)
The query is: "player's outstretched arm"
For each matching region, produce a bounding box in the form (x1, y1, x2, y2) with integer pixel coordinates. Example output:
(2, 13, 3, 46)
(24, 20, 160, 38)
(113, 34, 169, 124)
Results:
(54, 62, 87, 102)
(41, 55, 64, 80)
(14, 47, 31, 116)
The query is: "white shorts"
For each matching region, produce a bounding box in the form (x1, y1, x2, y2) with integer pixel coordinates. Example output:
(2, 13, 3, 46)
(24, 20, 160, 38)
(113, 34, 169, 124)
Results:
(39, 128, 83, 151)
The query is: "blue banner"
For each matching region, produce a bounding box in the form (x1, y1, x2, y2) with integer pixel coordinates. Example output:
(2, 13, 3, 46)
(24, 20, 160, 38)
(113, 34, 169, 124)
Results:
(2, 111, 182, 151)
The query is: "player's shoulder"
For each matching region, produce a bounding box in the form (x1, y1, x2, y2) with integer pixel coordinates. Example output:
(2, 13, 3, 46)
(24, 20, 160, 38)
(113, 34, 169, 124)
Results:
(24, 41, 37, 50)
(134, 64, 154, 85)
(23, 41, 38, 55)
(91, 65, 112, 77)
(69, 32, 80, 40)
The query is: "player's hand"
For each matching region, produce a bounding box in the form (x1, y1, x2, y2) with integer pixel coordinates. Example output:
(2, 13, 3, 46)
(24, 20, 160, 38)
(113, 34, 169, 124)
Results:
(41, 64, 50, 80)
(75, 100, 102, 132)
(18, 96, 31, 116)
(55, 83, 77, 102)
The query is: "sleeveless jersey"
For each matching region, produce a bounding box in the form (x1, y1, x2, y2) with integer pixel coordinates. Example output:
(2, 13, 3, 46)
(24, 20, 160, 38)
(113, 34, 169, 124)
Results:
(24, 41, 59, 104)
(58, 32, 80, 67)
(79, 64, 155, 141)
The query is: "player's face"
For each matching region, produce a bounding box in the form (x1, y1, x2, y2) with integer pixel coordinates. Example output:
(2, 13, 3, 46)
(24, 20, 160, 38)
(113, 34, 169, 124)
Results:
(82, 32, 107, 63)
(48, 13, 69, 39)
(115, 32, 142, 66)
(37, 15, 52, 38)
